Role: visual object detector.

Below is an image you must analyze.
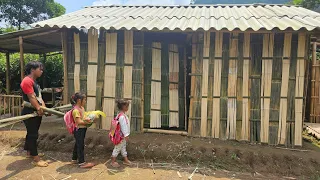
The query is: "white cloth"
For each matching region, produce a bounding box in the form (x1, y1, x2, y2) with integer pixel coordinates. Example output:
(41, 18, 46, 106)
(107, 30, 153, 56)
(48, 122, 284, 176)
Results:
(119, 114, 130, 137)
(111, 140, 127, 157)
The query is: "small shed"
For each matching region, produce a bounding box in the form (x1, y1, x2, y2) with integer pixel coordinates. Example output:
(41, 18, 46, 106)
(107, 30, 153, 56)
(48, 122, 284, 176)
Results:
(2, 4, 320, 147)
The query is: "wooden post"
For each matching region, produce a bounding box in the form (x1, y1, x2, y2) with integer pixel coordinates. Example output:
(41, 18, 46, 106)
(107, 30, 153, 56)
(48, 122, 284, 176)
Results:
(42, 54, 47, 88)
(74, 33, 81, 93)
(5, 53, 10, 94)
(19, 36, 24, 81)
(212, 32, 223, 138)
(61, 31, 69, 105)
(294, 33, 306, 146)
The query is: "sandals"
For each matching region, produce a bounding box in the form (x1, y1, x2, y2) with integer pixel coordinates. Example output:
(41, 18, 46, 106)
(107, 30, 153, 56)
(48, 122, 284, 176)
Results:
(79, 162, 95, 168)
(26, 153, 45, 158)
(110, 162, 120, 168)
(31, 160, 49, 167)
(123, 161, 132, 166)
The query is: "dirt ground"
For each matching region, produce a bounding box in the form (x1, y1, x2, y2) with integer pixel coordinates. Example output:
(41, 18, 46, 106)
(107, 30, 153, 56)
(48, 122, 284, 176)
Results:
(1, 116, 320, 180)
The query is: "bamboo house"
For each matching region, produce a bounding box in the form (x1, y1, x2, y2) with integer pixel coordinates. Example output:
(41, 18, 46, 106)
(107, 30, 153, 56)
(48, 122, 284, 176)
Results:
(1, 4, 320, 147)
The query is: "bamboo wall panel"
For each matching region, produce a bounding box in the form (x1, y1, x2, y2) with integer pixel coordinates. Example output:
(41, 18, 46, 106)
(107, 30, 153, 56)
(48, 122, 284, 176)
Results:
(189, 33, 203, 136)
(278, 33, 292, 145)
(207, 32, 216, 136)
(115, 31, 125, 114)
(124, 30, 133, 120)
(220, 33, 230, 139)
(269, 33, 284, 145)
(260, 34, 274, 143)
(200, 32, 210, 137)
(73, 33, 81, 93)
(310, 42, 320, 123)
(286, 34, 298, 147)
(169, 44, 179, 128)
(150, 42, 162, 128)
(144, 42, 152, 128)
(212, 32, 223, 138)
(179, 46, 187, 129)
(242, 33, 250, 141)
(294, 33, 306, 146)
(250, 34, 263, 143)
(161, 44, 170, 127)
(236, 33, 244, 141)
(87, 29, 99, 128)
(227, 32, 238, 140)
(132, 32, 144, 132)
(79, 32, 88, 94)
(102, 32, 117, 130)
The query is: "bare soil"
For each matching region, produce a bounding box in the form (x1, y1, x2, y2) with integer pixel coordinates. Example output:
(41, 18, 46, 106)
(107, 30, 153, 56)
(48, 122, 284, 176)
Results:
(1, 116, 320, 180)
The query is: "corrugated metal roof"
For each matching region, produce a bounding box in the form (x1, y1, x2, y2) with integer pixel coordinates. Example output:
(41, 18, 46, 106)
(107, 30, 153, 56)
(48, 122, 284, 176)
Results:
(32, 5, 320, 31)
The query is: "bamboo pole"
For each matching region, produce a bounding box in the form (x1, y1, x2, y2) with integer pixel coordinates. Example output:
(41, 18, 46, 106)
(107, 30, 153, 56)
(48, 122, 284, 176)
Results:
(311, 42, 317, 123)
(61, 30, 69, 105)
(169, 44, 179, 128)
(143, 128, 188, 136)
(0, 114, 36, 123)
(74, 33, 81, 93)
(19, 36, 24, 81)
(188, 34, 197, 134)
(242, 33, 250, 141)
(23, 102, 65, 116)
(124, 30, 133, 120)
(5, 53, 10, 94)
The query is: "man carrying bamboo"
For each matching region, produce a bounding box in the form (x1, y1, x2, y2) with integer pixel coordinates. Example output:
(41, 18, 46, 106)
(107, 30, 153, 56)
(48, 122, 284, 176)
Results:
(20, 61, 48, 167)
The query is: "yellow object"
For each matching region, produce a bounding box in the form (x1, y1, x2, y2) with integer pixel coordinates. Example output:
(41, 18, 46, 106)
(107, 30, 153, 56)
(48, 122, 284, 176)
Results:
(84, 111, 106, 119)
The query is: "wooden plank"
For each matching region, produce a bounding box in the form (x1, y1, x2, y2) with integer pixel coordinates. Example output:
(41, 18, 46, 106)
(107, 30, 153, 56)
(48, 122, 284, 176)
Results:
(19, 36, 24, 81)
(260, 34, 274, 143)
(74, 33, 81, 92)
(61, 31, 69, 105)
(102, 32, 117, 130)
(150, 42, 162, 128)
(200, 32, 210, 137)
(212, 32, 223, 138)
(169, 44, 179, 128)
(242, 33, 250, 141)
(227, 32, 238, 140)
(294, 33, 306, 146)
(124, 30, 133, 120)
(278, 33, 292, 145)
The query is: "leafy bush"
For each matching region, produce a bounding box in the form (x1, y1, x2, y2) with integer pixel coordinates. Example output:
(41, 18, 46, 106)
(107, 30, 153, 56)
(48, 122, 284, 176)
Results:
(0, 53, 63, 93)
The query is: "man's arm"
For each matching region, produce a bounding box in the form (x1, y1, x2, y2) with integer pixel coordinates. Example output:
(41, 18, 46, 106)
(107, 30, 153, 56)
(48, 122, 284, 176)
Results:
(27, 93, 44, 115)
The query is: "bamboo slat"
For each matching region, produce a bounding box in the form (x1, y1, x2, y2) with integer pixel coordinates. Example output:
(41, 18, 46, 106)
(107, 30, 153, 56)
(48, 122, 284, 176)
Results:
(150, 42, 162, 128)
(74, 33, 81, 92)
(102, 32, 117, 130)
(278, 33, 292, 145)
(212, 32, 223, 138)
(260, 34, 274, 143)
(169, 44, 179, 128)
(242, 33, 250, 141)
(124, 30, 133, 120)
(87, 29, 99, 119)
(227, 32, 238, 139)
(294, 33, 306, 146)
(200, 32, 210, 137)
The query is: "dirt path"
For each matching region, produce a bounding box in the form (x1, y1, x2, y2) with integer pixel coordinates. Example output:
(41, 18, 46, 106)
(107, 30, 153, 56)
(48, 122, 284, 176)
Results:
(1, 117, 320, 179)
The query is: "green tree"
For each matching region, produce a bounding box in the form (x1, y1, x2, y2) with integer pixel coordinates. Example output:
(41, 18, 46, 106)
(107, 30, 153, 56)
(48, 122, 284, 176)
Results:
(292, 0, 319, 10)
(0, 0, 65, 30)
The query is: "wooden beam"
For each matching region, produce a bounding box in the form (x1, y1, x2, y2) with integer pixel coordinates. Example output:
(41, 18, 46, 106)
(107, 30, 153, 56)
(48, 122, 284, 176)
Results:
(5, 53, 10, 94)
(23, 39, 60, 49)
(61, 31, 69, 105)
(19, 36, 24, 81)
(143, 128, 188, 136)
(0, 29, 60, 44)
